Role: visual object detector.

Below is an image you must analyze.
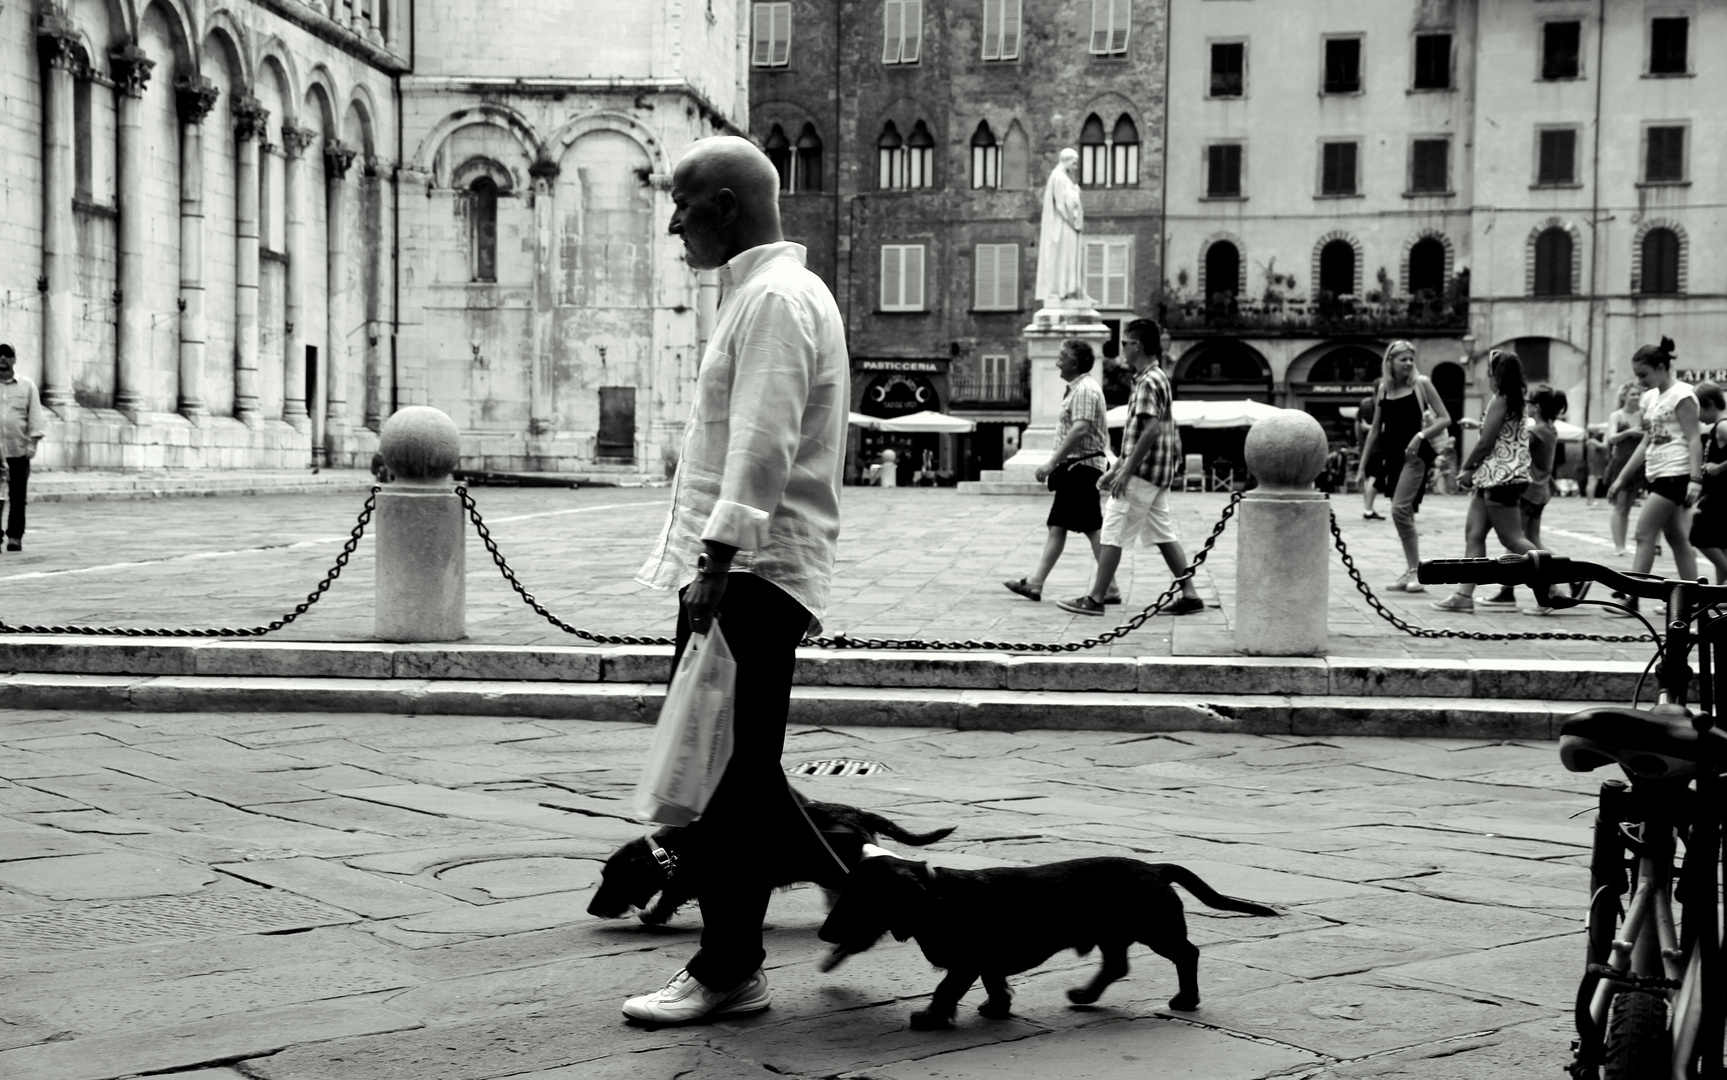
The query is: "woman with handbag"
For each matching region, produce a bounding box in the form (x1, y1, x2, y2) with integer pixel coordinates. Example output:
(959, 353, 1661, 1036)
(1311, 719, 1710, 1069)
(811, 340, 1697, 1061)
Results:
(1358, 340, 1451, 593)
(1602, 380, 1645, 555)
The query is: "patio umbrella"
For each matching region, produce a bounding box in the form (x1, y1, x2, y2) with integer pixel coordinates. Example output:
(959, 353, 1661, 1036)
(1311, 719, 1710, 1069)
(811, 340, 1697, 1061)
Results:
(848, 412, 881, 430)
(1107, 399, 1282, 430)
(1554, 419, 1588, 442)
(875, 410, 976, 433)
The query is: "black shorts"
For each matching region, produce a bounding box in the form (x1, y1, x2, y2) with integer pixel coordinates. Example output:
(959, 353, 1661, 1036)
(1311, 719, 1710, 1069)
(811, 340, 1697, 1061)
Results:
(1646, 475, 1691, 506)
(1690, 503, 1727, 548)
(1476, 482, 1527, 507)
(1047, 463, 1105, 533)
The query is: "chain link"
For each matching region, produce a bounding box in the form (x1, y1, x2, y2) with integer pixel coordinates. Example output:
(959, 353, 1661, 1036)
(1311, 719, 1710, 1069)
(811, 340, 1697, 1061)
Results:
(0, 487, 380, 638)
(460, 486, 1245, 653)
(1326, 501, 1654, 644)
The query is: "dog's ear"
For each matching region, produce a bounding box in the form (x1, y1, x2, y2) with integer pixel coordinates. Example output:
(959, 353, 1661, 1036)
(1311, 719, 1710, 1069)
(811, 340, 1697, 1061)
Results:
(884, 859, 933, 942)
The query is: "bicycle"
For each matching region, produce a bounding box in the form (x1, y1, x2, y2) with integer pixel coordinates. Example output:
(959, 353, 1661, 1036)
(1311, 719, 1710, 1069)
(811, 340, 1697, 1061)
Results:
(1419, 551, 1725, 1079)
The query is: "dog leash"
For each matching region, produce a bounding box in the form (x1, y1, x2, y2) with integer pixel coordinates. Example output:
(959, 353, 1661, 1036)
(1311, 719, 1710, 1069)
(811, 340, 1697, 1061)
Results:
(647, 837, 678, 874)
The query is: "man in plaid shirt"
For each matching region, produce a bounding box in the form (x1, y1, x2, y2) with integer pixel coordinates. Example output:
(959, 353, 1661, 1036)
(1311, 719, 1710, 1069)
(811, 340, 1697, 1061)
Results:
(1058, 319, 1204, 616)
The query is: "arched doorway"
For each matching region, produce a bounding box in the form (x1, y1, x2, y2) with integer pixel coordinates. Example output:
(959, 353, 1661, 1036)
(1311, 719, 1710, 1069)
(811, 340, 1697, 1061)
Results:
(1320, 240, 1356, 298)
(1430, 360, 1465, 448)
(1290, 343, 1382, 445)
(1172, 340, 1273, 403)
(858, 372, 944, 486)
(1205, 241, 1240, 303)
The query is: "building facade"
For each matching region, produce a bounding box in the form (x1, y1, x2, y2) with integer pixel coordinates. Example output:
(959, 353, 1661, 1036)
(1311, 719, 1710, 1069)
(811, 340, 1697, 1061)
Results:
(748, 0, 1168, 482)
(2, 0, 745, 474)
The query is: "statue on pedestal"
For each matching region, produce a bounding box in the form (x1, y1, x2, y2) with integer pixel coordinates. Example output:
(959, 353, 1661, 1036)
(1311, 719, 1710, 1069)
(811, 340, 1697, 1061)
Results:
(1034, 148, 1088, 308)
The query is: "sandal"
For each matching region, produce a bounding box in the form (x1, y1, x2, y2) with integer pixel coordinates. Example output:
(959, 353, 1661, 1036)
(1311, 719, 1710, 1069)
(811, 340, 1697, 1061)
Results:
(1003, 578, 1042, 602)
(1362, 511, 1386, 521)
(1430, 593, 1475, 613)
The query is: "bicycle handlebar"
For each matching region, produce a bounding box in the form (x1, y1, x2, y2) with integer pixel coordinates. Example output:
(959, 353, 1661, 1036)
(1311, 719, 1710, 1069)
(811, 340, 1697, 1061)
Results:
(1418, 551, 1727, 607)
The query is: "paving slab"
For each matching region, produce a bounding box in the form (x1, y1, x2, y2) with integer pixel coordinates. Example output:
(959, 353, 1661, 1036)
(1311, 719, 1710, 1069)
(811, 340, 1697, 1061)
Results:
(0, 852, 218, 901)
(210, 856, 459, 918)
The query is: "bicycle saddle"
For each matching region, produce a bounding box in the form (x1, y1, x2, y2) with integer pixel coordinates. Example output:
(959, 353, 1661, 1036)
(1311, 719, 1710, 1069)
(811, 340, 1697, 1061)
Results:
(1559, 705, 1727, 779)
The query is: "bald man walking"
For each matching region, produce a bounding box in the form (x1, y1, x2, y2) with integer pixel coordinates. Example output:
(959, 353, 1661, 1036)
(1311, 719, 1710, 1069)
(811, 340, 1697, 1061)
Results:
(625, 136, 853, 1024)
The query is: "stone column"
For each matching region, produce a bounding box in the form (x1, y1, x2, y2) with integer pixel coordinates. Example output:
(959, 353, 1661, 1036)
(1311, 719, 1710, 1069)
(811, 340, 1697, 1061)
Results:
(384, 0, 402, 55)
(173, 77, 217, 420)
(232, 94, 268, 426)
(999, 301, 1110, 486)
(363, 157, 389, 431)
(280, 124, 315, 429)
(1234, 410, 1331, 656)
(375, 406, 466, 642)
(323, 139, 357, 464)
(111, 43, 156, 415)
(528, 159, 559, 437)
(36, 12, 80, 414)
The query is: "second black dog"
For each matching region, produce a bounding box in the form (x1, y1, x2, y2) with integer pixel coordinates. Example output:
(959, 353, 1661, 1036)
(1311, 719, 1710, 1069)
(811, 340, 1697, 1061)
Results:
(817, 852, 1279, 1029)
(587, 803, 955, 924)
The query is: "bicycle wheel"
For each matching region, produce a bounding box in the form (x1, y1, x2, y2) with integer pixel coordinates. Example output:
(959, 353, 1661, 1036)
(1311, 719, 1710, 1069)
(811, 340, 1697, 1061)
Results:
(1603, 990, 1670, 1080)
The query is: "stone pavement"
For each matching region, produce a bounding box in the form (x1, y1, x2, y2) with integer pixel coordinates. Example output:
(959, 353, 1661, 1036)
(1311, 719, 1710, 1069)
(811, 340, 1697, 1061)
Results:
(0, 708, 1590, 1080)
(0, 480, 1668, 664)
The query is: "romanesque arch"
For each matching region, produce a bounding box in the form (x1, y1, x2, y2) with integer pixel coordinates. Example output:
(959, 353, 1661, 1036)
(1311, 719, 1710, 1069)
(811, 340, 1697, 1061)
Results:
(1198, 231, 1247, 299)
(1311, 230, 1363, 299)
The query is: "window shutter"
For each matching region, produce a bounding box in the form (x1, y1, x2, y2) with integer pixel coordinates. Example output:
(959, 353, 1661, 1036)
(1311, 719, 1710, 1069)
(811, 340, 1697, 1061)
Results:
(1109, 0, 1130, 53)
(999, 244, 1019, 309)
(883, 0, 903, 63)
(904, 245, 924, 309)
(975, 245, 998, 308)
(1090, 0, 1111, 53)
(753, 4, 773, 66)
(1001, 0, 1021, 59)
(902, 1, 922, 62)
(1106, 242, 1129, 308)
(882, 246, 902, 308)
(1085, 241, 1107, 303)
(771, 4, 791, 65)
(983, 0, 1000, 60)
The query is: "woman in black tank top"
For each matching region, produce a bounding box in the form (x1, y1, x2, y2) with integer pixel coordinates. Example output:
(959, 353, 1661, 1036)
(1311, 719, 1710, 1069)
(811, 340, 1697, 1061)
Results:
(1357, 341, 1451, 593)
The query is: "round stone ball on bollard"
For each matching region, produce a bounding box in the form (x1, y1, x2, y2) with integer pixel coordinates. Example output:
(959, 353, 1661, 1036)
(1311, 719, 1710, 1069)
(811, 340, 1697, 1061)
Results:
(1235, 409, 1330, 656)
(374, 407, 466, 642)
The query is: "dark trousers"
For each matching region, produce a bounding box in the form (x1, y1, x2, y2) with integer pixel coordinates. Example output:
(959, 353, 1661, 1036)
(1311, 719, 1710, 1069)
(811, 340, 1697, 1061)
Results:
(672, 572, 845, 991)
(4, 456, 26, 540)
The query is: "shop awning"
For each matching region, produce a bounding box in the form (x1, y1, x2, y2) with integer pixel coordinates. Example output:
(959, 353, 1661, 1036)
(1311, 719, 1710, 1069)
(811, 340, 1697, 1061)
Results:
(1107, 399, 1282, 430)
(848, 412, 882, 430)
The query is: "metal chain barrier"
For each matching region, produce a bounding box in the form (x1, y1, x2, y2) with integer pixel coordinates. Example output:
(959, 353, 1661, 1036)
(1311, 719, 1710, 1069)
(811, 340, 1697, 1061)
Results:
(0, 488, 380, 638)
(1326, 501, 1655, 644)
(459, 485, 1245, 653)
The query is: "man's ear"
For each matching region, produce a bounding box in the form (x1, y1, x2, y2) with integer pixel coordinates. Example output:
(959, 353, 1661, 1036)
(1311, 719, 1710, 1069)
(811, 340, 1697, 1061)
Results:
(714, 187, 741, 227)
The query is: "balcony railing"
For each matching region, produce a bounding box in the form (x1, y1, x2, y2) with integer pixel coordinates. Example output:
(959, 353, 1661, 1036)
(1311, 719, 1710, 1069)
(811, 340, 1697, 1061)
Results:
(949, 369, 1030, 406)
(1162, 294, 1468, 335)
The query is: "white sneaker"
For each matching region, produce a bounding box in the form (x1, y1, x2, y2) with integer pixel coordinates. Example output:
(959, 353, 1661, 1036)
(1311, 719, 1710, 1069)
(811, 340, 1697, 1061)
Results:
(1476, 592, 1517, 608)
(622, 968, 770, 1024)
(1522, 606, 1555, 616)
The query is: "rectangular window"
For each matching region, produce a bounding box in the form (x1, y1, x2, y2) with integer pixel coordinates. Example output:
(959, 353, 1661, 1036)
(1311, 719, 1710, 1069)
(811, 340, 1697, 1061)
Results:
(1413, 33, 1451, 89)
(1324, 37, 1362, 93)
(1210, 42, 1245, 97)
(971, 143, 1000, 189)
(1409, 138, 1449, 194)
(596, 388, 637, 460)
(979, 354, 1013, 401)
(1084, 238, 1132, 309)
(1320, 141, 1358, 196)
(1542, 21, 1581, 79)
(74, 78, 94, 201)
(1650, 17, 1688, 75)
(1645, 125, 1686, 183)
(881, 244, 926, 311)
(883, 0, 922, 64)
(751, 3, 791, 67)
(1206, 144, 1242, 197)
(974, 244, 1020, 310)
(1536, 127, 1578, 185)
(1089, 0, 1131, 56)
(981, 0, 1022, 61)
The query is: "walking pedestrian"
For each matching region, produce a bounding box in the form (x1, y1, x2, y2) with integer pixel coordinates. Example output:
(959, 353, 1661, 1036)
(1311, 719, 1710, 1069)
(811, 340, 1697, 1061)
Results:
(1607, 337, 1702, 618)
(1356, 387, 1384, 519)
(0, 343, 47, 553)
(1002, 339, 1118, 604)
(1430, 349, 1539, 613)
(1478, 386, 1572, 614)
(1603, 381, 1644, 555)
(1056, 319, 1204, 616)
(1688, 382, 1727, 585)
(625, 136, 853, 1025)
(1358, 341, 1450, 594)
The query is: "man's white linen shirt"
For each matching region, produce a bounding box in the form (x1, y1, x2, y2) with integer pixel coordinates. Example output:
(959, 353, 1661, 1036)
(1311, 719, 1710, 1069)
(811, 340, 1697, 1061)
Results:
(636, 242, 849, 633)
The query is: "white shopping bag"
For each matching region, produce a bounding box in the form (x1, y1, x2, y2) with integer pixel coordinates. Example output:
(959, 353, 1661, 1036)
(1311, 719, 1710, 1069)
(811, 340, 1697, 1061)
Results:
(632, 624, 738, 826)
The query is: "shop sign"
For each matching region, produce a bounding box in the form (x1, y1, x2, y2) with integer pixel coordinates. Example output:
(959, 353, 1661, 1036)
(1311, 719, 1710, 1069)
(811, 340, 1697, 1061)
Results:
(858, 358, 947, 374)
(1678, 369, 1727, 384)
(1291, 382, 1377, 397)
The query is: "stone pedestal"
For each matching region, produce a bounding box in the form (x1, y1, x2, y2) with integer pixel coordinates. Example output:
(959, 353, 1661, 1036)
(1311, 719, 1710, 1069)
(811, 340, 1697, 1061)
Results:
(1234, 409, 1331, 657)
(375, 407, 465, 642)
(998, 301, 1111, 487)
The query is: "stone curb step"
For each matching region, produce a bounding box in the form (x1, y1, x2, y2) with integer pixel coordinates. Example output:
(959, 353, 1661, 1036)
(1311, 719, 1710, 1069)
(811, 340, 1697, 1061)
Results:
(29, 470, 376, 504)
(0, 636, 1654, 703)
(0, 673, 1573, 739)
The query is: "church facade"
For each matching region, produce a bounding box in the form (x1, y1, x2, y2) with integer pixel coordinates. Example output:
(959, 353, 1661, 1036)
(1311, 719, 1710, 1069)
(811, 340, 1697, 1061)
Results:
(0, 0, 746, 475)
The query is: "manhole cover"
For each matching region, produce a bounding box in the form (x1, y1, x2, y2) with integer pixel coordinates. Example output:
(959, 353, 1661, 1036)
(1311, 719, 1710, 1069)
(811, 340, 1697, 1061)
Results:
(787, 759, 887, 777)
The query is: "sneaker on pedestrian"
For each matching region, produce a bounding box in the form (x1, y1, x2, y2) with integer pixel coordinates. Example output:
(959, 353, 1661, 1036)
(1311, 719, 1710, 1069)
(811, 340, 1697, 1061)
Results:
(1057, 595, 1106, 616)
(1002, 578, 1041, 602)
(1386, 568, 1425, 593)
(1522, 605, 1556, 616)
(5, 539, 18, 552)
(1363, 511, 1386, 521)
(1476, 589, 1517, 608)
(1430, 593, 1474, 613)
(622, 968, 770, 1024)
(1157, 596, 1206, 616)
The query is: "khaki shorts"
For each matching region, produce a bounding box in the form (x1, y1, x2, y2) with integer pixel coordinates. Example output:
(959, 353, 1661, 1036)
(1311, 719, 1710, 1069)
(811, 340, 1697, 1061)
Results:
(1100, 475, 1178, 548)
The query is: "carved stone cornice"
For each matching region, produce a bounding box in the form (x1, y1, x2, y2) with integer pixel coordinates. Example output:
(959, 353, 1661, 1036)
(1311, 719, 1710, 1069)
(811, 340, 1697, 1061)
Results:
(232, 94, 270, 142)
(282, 124, 317, 157)
(324, 139, 357, 178)
(36, 10, 83, 71)
(174, 75, 219, 124)
(109, 43, 155, 97)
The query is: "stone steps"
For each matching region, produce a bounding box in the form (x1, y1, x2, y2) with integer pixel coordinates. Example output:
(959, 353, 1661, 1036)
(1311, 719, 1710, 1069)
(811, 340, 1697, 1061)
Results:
(28, 469, 377, 503)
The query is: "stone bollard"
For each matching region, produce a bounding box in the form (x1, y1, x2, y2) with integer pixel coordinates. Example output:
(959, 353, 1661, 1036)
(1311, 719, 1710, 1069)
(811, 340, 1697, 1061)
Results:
(1234, 410, 1330, 656)
(374, 406, 466, 642)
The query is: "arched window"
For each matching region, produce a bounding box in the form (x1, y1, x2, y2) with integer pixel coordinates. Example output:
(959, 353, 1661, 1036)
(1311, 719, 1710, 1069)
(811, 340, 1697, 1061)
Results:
(1205, 241, 1240, 301)
(469, 176, 498, 283)
(795, 123, 823, 192)
(1000, 119, 1030, 190)
(1078, 113, 1107, 187)
(1319, 239, 1355, 297)
(1110, 114, 1140, 187)
(906, 120, 935, 188)
(1640, 227, 1680, 295)
(877, 121, 904, 190)
(1533, 227, 1572, 296)
(764, 124, 793, 192)
(1408, 237, 1446, 297)
(970, 120, 999, 190)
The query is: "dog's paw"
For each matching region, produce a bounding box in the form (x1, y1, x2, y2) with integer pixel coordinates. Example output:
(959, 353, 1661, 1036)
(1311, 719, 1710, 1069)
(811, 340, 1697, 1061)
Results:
(909, 1009, 954, 1030)
(977, 998, 1013, 1019)
(1066, 986, 1102, 1005)
(1167, 991, 1200, 1011)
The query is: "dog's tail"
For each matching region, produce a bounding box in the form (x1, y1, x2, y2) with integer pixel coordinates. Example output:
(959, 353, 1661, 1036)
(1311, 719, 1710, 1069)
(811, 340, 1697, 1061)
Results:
(1160, 864, 1280, 917)
(854, 810, 956, 847)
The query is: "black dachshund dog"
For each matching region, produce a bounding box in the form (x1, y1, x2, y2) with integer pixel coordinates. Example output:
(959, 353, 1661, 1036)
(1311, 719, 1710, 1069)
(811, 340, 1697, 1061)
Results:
(818, 850, 1278, 1029)
(588, 804, 955, 924)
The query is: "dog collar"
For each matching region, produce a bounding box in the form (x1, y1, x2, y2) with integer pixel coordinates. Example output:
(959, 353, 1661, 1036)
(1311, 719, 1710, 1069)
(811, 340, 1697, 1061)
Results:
(647, 838, 678, 874)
